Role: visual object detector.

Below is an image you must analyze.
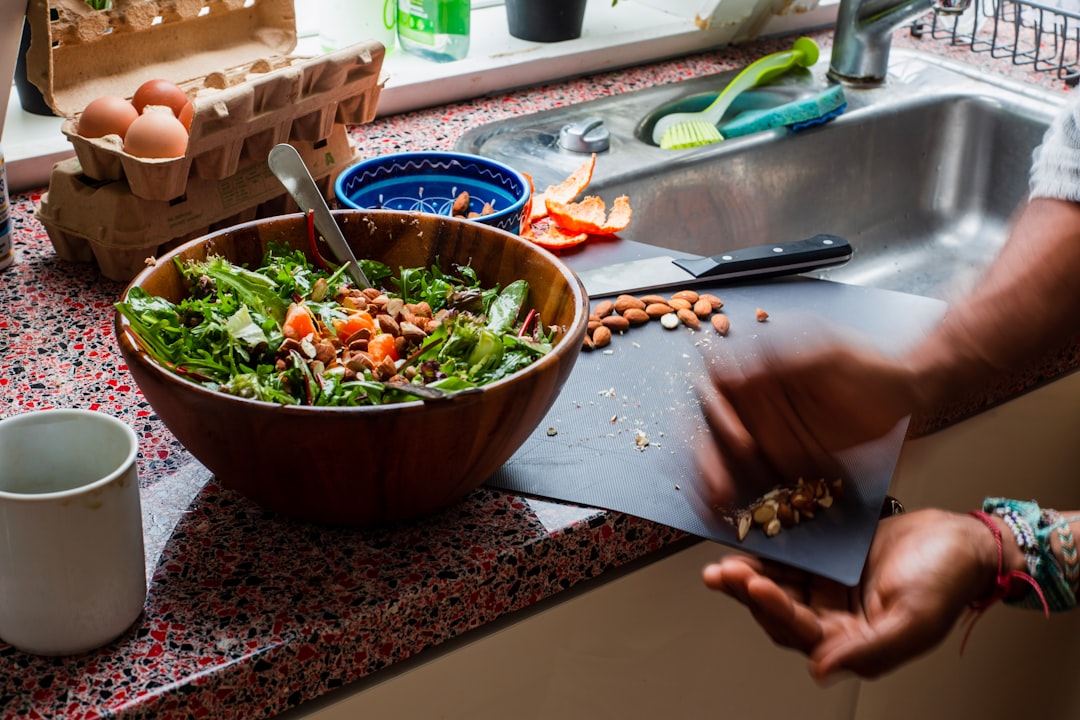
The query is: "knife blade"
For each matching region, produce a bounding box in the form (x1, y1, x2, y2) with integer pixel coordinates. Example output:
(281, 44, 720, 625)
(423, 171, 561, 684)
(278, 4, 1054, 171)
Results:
(577, 234, 852, 297)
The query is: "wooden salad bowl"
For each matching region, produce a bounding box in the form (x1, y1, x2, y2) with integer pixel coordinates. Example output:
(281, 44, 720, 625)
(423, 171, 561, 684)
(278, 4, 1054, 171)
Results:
(115, 210, 589, 526)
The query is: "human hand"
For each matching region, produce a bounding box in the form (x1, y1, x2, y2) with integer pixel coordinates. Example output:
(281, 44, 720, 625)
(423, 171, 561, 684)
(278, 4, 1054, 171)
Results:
(695, 340, 920, 508)
(701, 509, 998, 682)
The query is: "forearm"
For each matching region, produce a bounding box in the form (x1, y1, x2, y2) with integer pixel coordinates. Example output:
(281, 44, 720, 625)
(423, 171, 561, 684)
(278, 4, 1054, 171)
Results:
(903, 198, 1080, 411)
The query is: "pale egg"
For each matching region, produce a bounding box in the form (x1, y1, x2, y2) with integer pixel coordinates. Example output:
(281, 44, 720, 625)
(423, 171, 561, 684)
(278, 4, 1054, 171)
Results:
(123, 108, 189, 159)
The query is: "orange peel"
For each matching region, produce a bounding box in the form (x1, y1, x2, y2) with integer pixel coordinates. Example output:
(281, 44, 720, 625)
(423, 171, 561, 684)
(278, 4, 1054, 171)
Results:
(546, 195, 632, 235)
(529, 223, 589, 251)
(529, 154, 596, 222)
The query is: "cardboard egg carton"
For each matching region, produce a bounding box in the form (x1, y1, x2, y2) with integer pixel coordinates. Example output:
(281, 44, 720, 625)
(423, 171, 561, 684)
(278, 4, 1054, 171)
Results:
(38, 123, 358, 282)
(25, 0, 385, 202)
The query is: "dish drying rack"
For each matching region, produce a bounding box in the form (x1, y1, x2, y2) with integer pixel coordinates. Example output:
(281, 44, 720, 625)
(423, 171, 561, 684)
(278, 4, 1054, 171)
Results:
(911, 0, 1080, 86)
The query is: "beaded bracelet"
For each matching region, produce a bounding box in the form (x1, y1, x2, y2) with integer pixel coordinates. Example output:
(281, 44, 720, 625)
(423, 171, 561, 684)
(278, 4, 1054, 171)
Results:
(983, 497, 1078, 613)
(993, 505, 1039, 577)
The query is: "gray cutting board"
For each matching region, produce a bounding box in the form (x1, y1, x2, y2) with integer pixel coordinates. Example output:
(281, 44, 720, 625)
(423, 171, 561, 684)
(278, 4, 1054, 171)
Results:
(487, 276, 947, 586)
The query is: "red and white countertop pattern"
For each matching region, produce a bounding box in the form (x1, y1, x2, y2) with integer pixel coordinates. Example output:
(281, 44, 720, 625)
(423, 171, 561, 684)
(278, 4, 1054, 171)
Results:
(0, 26, 1075, 720)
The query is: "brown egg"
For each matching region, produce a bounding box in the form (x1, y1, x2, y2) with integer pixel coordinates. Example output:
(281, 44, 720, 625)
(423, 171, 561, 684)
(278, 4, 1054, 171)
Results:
(132, 78, 189, 117)
(77, 95, 139, 139)
(178, 100, 194, 132)
(123, 108, 189, 159)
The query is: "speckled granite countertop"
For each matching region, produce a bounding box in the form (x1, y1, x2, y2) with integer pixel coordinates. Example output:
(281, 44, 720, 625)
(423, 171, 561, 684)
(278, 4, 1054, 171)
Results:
(1, 25, 1075, 720)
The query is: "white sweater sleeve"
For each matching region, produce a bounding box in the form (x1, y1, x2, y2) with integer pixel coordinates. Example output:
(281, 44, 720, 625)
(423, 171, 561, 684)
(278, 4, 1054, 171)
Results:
(1030, 92, 1080, 202)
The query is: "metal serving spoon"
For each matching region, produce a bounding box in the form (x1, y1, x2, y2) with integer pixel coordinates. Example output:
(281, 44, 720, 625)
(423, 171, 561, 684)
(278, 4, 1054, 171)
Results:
(381, 382, 483, 402)
(267, 143, 372, 289)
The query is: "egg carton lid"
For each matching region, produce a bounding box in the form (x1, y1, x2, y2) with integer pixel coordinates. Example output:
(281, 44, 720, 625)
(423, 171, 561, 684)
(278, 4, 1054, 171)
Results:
(24, 0, 384, 203)
(25, 0, 299, 119)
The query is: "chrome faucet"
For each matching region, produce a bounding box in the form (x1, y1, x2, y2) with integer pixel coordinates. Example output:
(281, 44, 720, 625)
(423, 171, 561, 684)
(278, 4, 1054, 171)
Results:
(828, 0, 971, 84)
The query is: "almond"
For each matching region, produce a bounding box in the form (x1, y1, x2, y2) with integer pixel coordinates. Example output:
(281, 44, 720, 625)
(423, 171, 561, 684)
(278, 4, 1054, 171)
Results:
(751, 499, 777, 525)
(789, 489, 816, 514)
(377, 315, 401, 336)
(385, 297, 405, 319)
(640, 294, 668, 305)
(408, 301, 433, 318)
(623, 308, 650, 326)
(737, 512, 752, 542)
(669, 298, 692, 312)
(614, 294, 646, 314)
(756, 307, 769, 322)
(601, 314, 630, 333)
(399, 321, 427, 343)
(645, 302, 675, 318)
(693, 298, 712, 318)
(676, 307, 700, 330)
(777, 502, 798, 528)
(452, 190, 470, 216)
(710, 314, 730, 336)
(700, 293, 724, 311)
(345, 351, 375, 373)
(671, 289, 699, 303)
(593, 300, 615, 318)
(592, 325, 612, 348)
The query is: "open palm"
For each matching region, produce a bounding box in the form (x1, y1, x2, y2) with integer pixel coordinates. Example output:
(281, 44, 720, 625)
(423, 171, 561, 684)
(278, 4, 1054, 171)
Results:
(703, 510, 992, 682)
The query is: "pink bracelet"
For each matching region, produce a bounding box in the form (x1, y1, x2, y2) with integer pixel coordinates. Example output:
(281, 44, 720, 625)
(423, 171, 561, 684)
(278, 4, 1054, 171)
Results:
(959, 510, 1049, 652)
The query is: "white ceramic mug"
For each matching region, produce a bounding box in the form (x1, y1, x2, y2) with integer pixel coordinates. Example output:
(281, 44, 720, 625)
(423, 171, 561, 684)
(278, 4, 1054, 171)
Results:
(0, 409, 147, 656)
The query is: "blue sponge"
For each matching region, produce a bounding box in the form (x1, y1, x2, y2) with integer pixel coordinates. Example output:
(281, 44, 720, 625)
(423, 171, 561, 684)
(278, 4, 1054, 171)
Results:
(718, 85, 847, 139)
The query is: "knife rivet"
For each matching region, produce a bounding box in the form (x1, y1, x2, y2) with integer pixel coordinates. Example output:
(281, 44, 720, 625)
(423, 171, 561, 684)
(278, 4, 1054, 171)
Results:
(721, 254, 733, 260)
(823, 238, 834, 244)
(772, 247, 784, 253)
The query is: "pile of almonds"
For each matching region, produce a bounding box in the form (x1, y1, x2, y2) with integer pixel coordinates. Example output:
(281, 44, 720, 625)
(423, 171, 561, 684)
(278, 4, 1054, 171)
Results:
(451, 191, 495, 220)
(734, 477, 843, 542)
(584, 289, 768, 350)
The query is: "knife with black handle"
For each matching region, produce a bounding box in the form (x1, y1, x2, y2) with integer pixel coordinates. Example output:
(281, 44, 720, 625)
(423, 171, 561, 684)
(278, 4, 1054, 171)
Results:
(577, 234, 852, 297)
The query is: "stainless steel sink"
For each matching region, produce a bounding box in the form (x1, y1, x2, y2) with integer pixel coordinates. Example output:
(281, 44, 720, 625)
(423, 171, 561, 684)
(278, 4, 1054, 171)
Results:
(456, 50, 1064, 302)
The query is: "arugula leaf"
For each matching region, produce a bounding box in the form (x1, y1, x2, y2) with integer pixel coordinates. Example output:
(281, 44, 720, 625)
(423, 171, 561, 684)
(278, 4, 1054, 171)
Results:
(183, 256, 289, 324)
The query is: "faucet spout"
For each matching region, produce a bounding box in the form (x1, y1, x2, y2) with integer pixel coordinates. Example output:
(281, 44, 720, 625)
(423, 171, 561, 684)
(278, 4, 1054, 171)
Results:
(828, 0, 971, 85)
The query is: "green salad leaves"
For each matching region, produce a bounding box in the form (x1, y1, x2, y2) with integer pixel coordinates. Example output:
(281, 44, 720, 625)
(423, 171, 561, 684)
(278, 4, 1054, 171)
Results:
(116, 245, 553, 406)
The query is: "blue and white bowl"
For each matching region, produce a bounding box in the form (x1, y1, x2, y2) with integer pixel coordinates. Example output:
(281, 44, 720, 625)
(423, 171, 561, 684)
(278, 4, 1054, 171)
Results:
(334, 151, 531, 233)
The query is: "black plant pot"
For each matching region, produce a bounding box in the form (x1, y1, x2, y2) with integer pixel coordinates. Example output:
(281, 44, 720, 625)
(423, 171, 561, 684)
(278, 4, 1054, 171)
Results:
(14, 16, 56, 117)
(506, 0, 587, 43)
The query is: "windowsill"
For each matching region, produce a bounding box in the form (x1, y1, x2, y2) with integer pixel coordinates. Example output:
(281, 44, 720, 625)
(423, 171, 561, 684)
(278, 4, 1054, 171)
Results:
(2, 1, 836, 193)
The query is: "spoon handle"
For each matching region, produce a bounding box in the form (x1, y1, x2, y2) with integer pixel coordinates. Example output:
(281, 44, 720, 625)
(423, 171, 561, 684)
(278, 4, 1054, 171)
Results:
(268, 143, 371, 289)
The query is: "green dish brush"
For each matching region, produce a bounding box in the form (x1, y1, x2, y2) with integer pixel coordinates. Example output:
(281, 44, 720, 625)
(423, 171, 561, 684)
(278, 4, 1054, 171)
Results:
(716, 85, 848, 139)
(653, 36, 820, 150)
